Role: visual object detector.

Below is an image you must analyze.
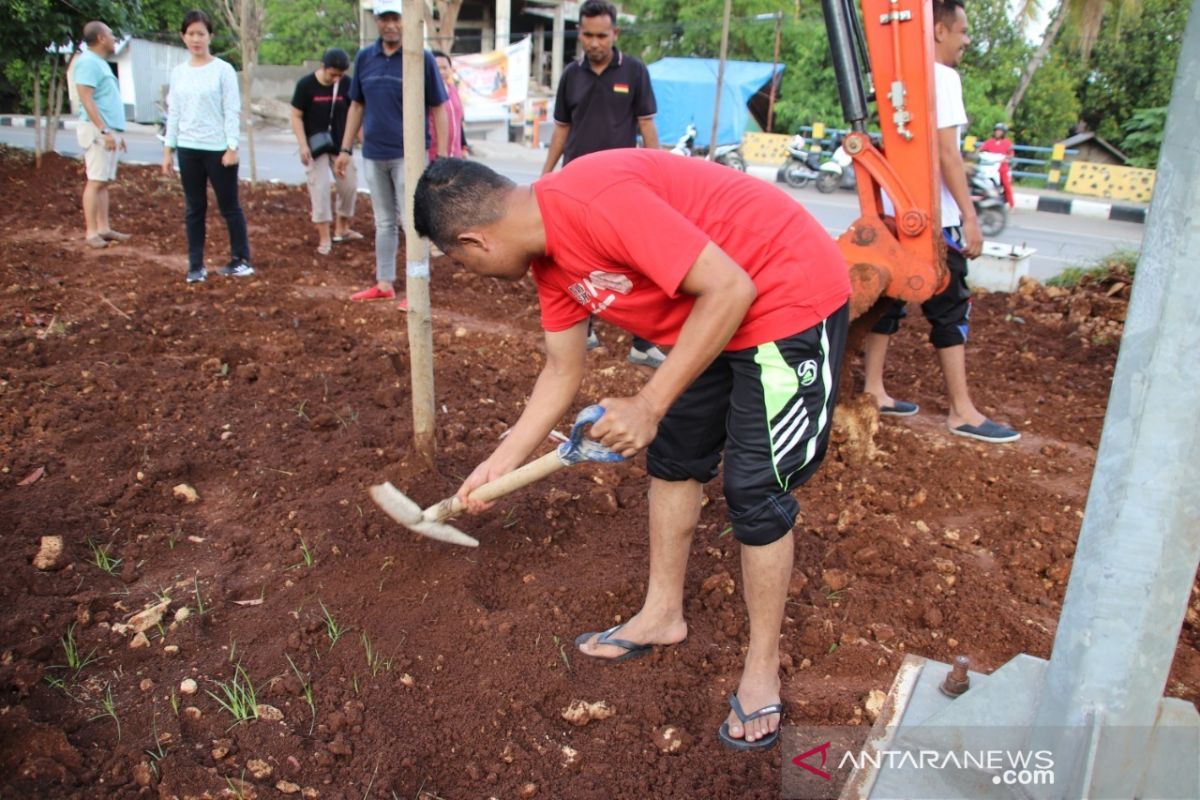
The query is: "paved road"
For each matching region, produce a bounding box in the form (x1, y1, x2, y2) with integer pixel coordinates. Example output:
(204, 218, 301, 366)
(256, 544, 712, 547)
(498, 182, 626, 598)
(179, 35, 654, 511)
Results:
(3, 123, 1143, 282)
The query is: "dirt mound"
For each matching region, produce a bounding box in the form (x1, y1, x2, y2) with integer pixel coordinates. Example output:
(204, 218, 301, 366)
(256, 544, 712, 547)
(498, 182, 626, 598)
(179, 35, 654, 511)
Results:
(1, 148, 1195, 799)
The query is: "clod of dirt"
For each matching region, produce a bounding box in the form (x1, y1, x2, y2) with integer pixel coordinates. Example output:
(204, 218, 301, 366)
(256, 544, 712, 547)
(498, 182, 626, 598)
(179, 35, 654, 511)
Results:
(869, 623, 896, 643)
(864, 689, 887, 722)
(212, 738, 233, 760)
(32, 536, 66, 570)
(247, 759, 272, 779)
(788, 570, 809, 598)
(520, 783, 538, 798)
(257, 704, 284, 721)
(180, 678, 198, 695)
(184, 706, 202, 720)
(221, 777, 257, 799)
(276, 781, 301, 794)
(132, 761, 154, 787)
(560, 745, 580, 768)
(164, 644, 180, 656)
(129, 632, 150, 649)
(652, 725, 694, 754)
(174, 607, 190, 623)
(172, 483, 200, 503)
(128, 600, 170, 633)
(822, 569, 852, 592)
(561, 699, 615, 727)
(831, 393, 880, 464)
(139, 678, 154, 692)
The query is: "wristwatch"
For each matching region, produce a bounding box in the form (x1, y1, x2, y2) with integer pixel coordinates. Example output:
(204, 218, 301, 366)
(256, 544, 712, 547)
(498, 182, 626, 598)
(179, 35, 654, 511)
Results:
(340, 147, 353, 155)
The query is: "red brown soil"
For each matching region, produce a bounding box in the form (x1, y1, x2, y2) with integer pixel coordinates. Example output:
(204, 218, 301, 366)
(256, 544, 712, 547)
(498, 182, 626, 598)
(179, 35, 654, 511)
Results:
(1, 148, 1196, 799)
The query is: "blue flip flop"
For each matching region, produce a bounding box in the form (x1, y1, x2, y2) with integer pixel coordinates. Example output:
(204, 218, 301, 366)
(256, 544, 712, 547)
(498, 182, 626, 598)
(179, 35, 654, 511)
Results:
(717, 693, 784, 751)
(879, 400, 919, 416)
(950, 419, 1020, 443)
(574, 624, 653, 664)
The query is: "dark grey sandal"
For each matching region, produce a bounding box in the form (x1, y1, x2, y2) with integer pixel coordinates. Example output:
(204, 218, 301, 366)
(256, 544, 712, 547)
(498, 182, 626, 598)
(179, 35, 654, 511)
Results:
(717, 693, 784, 751)
(574, 624, 653, 664)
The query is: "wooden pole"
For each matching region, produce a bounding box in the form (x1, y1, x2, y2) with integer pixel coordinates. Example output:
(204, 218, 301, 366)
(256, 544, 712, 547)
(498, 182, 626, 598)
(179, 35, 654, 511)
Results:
(767, 12, 782, 133)
(403, 0, 437, 466)
(708, 0, 732, 159)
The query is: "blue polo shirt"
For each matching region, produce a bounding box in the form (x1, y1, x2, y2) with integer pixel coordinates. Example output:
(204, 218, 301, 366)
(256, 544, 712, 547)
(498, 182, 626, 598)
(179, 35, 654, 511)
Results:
(75, 49, 126, 132)
(348, 40, 448, 160)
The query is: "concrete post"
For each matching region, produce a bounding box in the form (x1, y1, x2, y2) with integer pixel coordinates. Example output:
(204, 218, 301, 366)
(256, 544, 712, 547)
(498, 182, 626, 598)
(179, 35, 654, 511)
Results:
(1031, 7, 1200, 795)
(552, 2, 565, 89)
(496, 0, 511, 48)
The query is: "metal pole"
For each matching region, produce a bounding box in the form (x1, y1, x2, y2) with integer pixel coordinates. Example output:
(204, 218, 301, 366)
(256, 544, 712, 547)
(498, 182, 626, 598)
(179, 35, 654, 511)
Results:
(708, 0, 732, 159)
(767, 11, 782, 133)
(403, 0, 436, 465)
(496, 0, 511, 48)
(1030, 8, 1200, 795)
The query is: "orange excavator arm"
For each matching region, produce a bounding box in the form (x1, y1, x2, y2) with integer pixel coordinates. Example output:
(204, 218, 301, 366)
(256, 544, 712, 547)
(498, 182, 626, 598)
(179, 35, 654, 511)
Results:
(821, 0, 945, 319)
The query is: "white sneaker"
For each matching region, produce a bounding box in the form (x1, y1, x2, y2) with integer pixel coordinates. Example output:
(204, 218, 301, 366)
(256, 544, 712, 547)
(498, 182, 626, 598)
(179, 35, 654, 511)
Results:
(628, 345, 666, 368)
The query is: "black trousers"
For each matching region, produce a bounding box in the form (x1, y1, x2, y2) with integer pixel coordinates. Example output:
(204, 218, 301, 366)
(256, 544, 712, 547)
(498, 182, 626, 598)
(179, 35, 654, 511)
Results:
(871, 227, 971, 348)
(177, 147, 251, 272)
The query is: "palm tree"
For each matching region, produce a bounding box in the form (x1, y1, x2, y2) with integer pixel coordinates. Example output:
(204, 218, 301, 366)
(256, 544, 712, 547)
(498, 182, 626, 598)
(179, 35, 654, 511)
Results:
(1004, 0, 1142, 119)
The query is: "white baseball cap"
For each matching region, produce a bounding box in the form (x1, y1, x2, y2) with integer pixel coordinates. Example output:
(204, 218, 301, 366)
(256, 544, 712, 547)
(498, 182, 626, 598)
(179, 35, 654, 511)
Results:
(373, 0, 403, 15)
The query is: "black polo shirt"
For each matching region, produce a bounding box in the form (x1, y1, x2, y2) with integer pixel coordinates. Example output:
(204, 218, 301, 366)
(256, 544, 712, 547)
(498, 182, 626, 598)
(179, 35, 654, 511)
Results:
(553, 48, 656, 164)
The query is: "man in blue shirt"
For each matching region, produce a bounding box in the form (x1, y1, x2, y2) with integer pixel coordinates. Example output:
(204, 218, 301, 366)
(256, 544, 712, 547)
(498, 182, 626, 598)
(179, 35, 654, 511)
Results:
(335, 0, 449, 307)
(74, 20, 129, 248)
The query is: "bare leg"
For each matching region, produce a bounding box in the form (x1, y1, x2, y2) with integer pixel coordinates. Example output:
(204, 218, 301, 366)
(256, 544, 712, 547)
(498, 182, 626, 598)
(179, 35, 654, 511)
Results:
(578, 477, 696, 657)
(82, 180, 102, 238)
(316, 221, 331, 250)
(97, 184, 110, 233)
(937, 344, 986, 428)
(862, 332, 897, 408)
(334, 215, 351, 238)
(723, 531, 792, 744)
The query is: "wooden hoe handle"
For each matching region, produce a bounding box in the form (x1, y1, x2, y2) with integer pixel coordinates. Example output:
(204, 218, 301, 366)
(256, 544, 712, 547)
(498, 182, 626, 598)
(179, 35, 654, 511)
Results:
(423, 449, 566, 523)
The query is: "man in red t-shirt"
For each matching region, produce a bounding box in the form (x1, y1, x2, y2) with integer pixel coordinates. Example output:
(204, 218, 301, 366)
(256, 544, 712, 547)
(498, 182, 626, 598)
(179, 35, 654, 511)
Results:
(414, 150, 851, 750)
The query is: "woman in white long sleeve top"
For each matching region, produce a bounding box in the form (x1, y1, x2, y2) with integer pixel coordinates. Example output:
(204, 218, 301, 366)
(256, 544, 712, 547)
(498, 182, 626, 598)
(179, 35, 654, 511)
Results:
(161, 10, 254, 283)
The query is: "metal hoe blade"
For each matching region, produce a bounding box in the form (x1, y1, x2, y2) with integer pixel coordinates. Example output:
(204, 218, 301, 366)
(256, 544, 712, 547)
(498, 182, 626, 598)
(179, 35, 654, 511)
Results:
(369, 483, 480, 547)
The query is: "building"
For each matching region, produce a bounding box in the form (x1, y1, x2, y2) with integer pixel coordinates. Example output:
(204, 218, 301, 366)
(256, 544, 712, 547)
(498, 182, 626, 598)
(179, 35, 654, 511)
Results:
(68, 37, 190, 125)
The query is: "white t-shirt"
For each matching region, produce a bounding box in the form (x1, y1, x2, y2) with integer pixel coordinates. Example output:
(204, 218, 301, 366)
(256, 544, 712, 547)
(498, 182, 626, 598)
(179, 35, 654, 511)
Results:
(934, 62, 968, 228)
(882, 62, 968, 229)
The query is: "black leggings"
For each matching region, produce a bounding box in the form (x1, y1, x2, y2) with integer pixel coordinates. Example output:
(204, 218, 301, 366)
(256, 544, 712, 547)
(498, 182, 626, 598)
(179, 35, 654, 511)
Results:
(177, 147, 250, 272)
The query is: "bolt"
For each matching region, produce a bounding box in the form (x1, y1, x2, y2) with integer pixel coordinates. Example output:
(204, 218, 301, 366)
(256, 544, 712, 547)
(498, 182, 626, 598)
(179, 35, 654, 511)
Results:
(940, 655, 971, 697)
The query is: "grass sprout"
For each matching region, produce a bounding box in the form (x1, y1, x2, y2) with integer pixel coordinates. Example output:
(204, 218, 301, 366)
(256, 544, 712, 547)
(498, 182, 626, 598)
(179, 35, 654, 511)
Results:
(206, 664, 259, 729)
(319, 601, 346, 648)
(286, 654, 316, 735)
(58, 623, 99, 677)
(90, 682, 121, 741)
(88, 539, 122, 574)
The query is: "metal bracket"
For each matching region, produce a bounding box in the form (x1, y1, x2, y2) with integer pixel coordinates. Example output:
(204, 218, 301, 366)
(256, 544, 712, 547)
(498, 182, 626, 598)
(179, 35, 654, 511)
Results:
(879, 10, 912, 23)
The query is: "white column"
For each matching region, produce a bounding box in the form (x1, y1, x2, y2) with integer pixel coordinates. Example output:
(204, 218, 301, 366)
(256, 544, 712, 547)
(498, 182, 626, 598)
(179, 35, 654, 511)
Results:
(496, 0, 511, 48)
(551, 2, 565, 89)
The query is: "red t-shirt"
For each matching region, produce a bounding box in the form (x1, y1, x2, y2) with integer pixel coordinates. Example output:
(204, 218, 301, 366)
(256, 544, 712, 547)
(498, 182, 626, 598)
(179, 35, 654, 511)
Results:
(531, 150, 850, 351)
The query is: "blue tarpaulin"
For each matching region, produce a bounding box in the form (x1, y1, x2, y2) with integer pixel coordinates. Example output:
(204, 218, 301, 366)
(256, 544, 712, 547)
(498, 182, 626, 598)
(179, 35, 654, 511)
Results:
(648, 57, 784, 148)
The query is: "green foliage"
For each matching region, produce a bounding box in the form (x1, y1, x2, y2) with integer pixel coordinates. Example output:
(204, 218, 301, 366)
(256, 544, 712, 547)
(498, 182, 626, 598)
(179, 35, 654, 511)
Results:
(1071, 0, 1188, 147)
(1119, 106, 1168, 168)
(619, 1, 841, 134)
(259, 0, 359, 66)
(1046, 248, 1139, 287)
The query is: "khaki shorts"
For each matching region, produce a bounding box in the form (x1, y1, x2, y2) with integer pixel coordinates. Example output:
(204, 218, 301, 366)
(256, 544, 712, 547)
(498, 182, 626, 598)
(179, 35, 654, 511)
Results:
(77, 121, 119, 182)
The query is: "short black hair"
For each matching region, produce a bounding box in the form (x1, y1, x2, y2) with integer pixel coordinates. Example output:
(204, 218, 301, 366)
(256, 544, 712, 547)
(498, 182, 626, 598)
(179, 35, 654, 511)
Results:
(414, 159, 515, 250)
(579, 0, 618, 26)
(432, 50, 451, 63)
(933, 0, 965, 26)
(181, 10, 213, 35)
(321, 48, 350, 71)
(82, 20, 108, 46)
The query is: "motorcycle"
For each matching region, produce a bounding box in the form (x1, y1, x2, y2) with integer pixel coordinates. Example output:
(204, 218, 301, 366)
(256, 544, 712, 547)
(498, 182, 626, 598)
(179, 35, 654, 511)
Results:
(712, 142, 746, 171)
(670, 123, 697, 157)
(970, 167, 1008, 237)
(777, 134, 823, 188)
(816, 143, 855, 193)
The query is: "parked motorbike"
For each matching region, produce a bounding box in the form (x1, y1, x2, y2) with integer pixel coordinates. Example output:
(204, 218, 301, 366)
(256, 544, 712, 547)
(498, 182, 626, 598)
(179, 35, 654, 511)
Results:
(779, 134, 823, 188)
(670, 123, 697, 157)
(816, 143, 855, 193)
(712, 142, 747, 171)
(970, 167, 1008, 237)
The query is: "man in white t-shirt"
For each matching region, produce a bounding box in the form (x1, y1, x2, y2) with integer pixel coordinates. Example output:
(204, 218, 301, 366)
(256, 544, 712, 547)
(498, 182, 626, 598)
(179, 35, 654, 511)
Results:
(863, 0, 1019, 444)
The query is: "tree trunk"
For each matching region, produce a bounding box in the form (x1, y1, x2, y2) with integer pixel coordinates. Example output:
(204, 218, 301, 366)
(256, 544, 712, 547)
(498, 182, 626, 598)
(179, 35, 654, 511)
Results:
(240, 1, 258, 183)
(47, 56, 65, 154)
(33, 67, 43, 168)
(1005, 2, 1067, 119)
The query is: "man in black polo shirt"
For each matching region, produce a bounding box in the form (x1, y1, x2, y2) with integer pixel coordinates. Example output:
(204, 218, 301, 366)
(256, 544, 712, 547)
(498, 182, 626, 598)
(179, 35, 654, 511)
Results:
(542, 0, 664, 368)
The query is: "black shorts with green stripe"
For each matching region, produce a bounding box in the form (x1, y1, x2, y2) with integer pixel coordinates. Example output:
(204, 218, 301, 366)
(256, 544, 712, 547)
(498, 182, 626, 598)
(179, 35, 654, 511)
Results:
(646, 302, 848, 546)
